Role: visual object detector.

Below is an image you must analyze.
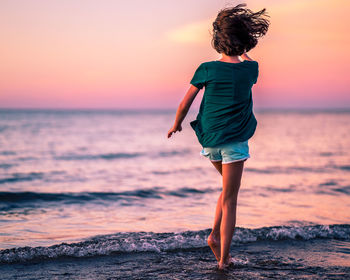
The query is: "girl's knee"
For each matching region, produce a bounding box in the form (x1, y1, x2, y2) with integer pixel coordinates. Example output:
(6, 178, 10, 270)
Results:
(221, 194, 238, 207)
(222, 182, 241, 196)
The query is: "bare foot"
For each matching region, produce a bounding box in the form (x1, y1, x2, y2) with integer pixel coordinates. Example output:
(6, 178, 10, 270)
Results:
(207, 231, 232, 262)
(207, 231, 221, 261)
(218, 257, 234, 270)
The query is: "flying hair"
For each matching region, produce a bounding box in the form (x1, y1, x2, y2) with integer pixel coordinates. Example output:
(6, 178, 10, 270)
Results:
(212, 3, 270, 55)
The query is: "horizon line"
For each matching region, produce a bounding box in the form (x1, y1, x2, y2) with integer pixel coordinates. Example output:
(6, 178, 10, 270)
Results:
(1, 107, 350, 112)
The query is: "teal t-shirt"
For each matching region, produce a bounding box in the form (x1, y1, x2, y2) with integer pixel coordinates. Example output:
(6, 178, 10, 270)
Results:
(189, 60, 259, 148)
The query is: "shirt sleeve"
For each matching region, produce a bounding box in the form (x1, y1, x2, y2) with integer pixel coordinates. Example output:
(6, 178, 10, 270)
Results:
(190, 63, 207, 89)
(253, 61, 259, 84)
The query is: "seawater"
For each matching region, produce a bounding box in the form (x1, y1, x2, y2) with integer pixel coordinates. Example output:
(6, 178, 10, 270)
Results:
(0, 109, 349, 279)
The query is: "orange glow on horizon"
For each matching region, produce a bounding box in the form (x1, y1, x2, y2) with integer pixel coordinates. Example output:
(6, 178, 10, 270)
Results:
(0, 0, 349, 108)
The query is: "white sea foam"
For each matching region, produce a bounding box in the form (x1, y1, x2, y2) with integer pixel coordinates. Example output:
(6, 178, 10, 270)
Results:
(1, 224, 349, 264)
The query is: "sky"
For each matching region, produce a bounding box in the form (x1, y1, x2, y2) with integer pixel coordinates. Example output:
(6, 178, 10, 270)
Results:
(0, 0, 349, 109)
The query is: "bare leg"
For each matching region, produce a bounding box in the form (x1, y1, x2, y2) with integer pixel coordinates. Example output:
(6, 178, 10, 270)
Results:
(218, 160, 244, 270)
(207, 192, 222, 261)
(207, 160, 231, 261)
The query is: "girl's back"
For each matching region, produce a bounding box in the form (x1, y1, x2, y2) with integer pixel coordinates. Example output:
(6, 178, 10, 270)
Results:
(190, 60, 259, 147)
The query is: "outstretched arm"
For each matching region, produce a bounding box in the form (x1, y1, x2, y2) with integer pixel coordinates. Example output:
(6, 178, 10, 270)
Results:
(167, 85, 200, 138)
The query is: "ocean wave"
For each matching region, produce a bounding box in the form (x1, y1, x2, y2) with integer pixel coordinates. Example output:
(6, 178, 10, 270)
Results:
(0, 163, 15, 170)
(55, 152, 144, 161)
(1, 224, 349, 264)
(54, 149, 193, 161)
(0, 172, 44, 185)
(0, 170, 68, 185)
(0, 187, 218, 210)
(245, 166, 319, 174)
(245, 164, 350, 174)
(0, 151, 16, 156)
(337, 165, 350, 171)
(156, 149, 192, 157)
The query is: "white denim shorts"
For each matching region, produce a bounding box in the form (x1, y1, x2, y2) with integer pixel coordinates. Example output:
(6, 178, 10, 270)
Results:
(200, 140, 250, 164)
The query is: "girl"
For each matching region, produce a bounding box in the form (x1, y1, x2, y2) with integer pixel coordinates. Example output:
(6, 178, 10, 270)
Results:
(167, 3, 270, 270)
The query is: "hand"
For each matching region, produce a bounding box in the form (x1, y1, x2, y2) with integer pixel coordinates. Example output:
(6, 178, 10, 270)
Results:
(167, 124, 182, 138)
(241, 51, 253, 61)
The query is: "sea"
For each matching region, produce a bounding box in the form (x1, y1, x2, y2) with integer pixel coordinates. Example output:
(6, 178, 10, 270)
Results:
(0, 108, 349, 279)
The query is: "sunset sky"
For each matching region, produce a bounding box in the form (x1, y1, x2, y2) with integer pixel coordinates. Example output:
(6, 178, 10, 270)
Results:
(0, 0, 349, 109)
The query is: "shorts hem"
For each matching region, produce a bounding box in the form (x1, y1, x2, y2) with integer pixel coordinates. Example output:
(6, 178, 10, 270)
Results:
(222, 156, 250, 164)
(200, 151, 222, 161)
